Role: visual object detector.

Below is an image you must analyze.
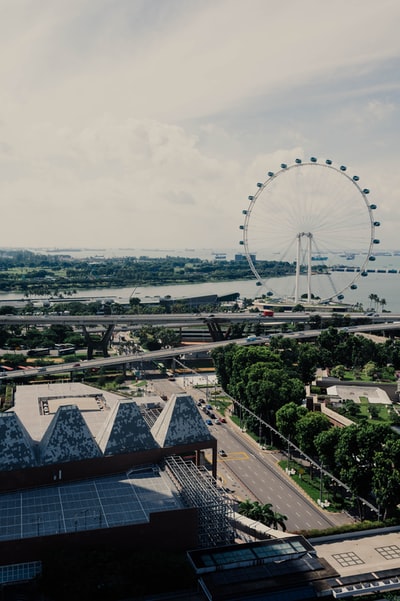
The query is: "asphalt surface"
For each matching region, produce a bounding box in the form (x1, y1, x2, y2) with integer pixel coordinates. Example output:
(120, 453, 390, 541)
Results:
(153, 376, 355, 533)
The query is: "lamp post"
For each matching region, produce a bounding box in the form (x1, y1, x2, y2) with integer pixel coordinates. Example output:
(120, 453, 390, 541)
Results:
(319, 463, 324, 504)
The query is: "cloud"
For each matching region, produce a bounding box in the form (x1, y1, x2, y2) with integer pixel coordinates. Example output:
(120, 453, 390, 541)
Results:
(0, 0, 399, 250)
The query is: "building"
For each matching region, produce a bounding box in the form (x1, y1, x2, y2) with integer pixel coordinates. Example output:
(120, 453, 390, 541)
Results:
(0, 383, 234, 587)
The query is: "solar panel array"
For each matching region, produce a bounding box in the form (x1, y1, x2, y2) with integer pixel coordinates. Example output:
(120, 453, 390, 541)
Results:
(0, 467, 182, 542)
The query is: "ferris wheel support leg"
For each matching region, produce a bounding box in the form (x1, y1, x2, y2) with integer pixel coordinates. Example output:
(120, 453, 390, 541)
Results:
(307, 233, 312, 303)
(295, 234, 301, 303)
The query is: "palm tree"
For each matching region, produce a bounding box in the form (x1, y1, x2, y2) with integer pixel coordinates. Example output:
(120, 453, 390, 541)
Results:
(380, 298, 387, 312)
(368, 293, 381, 311)
(368, 293, 375, 310)
(269, 511, 288, 531)
(238, 499, 256, 518)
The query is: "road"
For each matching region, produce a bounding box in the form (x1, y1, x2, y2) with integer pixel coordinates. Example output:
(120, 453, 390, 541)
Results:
(163, 378, 354, 533)
(1, 313, 398, 382)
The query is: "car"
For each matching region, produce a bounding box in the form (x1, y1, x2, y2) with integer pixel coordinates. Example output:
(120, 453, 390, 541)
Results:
(219, 417, 226, 423)
(73, 363, 80, 367)
(198, 398, 205, 404)
(205, 419, 213, 426)
(206, 404, 212, 410)
(218, 449, 227, 457)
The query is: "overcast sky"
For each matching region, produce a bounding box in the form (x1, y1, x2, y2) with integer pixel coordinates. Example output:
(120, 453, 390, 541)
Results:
(0, 0, 399, 253)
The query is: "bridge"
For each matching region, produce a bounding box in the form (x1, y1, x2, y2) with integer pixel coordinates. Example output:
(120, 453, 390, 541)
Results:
(1, 314, 400, 382)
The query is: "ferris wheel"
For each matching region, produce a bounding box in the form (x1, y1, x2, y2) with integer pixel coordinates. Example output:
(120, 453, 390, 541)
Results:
(239, 157, 380, 304)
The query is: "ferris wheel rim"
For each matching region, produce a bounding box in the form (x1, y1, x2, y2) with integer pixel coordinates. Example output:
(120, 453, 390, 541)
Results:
(240, 158, 378, 304)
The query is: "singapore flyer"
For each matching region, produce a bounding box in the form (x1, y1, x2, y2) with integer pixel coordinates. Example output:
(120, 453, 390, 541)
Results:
(239, 156, 380, 305)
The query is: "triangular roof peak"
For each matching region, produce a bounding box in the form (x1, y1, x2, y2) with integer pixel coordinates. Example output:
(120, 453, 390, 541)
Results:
(97, 401, 158, 455)
(0, 412, 36, 470)
(39, 405, 102, 465)
(151, 394, 213, 447)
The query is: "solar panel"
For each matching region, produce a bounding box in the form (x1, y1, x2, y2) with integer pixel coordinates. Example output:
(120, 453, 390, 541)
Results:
(0, 467, 182, 542)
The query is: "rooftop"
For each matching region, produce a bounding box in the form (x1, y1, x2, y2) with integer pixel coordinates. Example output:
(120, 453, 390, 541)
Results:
(0, 464, 183, 543)
(2, 383, 214, 469)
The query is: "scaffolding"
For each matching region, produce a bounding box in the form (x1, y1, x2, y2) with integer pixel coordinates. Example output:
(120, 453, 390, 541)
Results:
(164, 455, 234, 548)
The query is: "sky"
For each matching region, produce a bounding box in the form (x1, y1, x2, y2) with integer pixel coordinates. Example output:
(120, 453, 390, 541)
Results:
(0, 0, 400, 253)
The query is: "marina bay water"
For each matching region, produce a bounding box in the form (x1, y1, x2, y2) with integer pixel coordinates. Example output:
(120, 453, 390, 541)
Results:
(2, 248, 400, 313)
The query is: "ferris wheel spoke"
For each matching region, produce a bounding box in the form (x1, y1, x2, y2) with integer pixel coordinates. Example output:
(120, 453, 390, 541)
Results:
(240, 157, 378, 305)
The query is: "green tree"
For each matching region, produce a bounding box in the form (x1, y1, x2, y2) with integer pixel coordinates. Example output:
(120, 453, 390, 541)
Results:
(295, 411, 331, 457)
(334, 422, 396, 500)
(363, 361, 377, 379)
(314, 427, 341, 472)
(372, 439, 400, 519)
(276, 402, 308, 441)
(297, 343, 320, 383)
(330, 365, 346, 379)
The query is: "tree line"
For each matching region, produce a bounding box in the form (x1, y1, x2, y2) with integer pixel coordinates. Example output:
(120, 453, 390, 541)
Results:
(211, 331, 400, 521)
(0, 249, 295, 295)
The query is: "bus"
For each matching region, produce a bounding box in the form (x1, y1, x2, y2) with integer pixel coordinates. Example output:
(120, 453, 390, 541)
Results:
(27, 348, 51, 357)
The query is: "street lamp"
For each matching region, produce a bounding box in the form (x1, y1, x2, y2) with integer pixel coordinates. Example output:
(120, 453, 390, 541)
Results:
(319, 463, 324, 504)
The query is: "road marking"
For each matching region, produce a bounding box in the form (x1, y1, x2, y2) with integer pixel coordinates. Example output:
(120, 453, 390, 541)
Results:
(221, 452, 249, 461)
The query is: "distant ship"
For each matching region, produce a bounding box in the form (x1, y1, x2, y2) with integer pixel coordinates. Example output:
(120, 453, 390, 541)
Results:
(311, 255, 328, 261)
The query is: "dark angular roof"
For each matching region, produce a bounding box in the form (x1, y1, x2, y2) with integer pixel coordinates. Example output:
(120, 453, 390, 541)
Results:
(39, 405, 102, 464)
(0, 412, 37, 470)
(97, 401, 158, 455)
(151, 393, 213, 447)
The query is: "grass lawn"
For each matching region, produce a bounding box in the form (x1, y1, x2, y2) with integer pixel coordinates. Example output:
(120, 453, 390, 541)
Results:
(278, 459, 343, 512)
(358, 396, 392, 423)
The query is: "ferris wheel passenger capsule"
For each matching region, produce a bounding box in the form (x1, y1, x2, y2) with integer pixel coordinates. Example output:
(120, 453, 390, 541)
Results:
(248, 196, 254, 201)
(242, 210, 248, 214)
(295, 158, 302, 164)
(374, 221, 380, 227)
(361, 271, 368, 277)
(363, 189, 370, 194)
(352, 175, 359, 181)
(281, 164, 287, 169)
(256, 281, 262, 286)
(350, 284, 358, 290)
(310, 157, 317, 162)
(257, 182, 263, 188)
(368, 256, 376, 261)
(239, 225, 244, 230)
(337, 294, 344, 300)
(373, 239, 380, 244)
(370, 203, 377, 209)
(239, 240, 244, 245)
(325, 159, 332, 165)
(340, 165, 347, 171)
(267, 171, 274, 177)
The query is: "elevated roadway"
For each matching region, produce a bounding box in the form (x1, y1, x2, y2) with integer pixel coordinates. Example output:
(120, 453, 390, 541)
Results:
(2, 316, 400, 382)
(0, 310, 395, 329)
